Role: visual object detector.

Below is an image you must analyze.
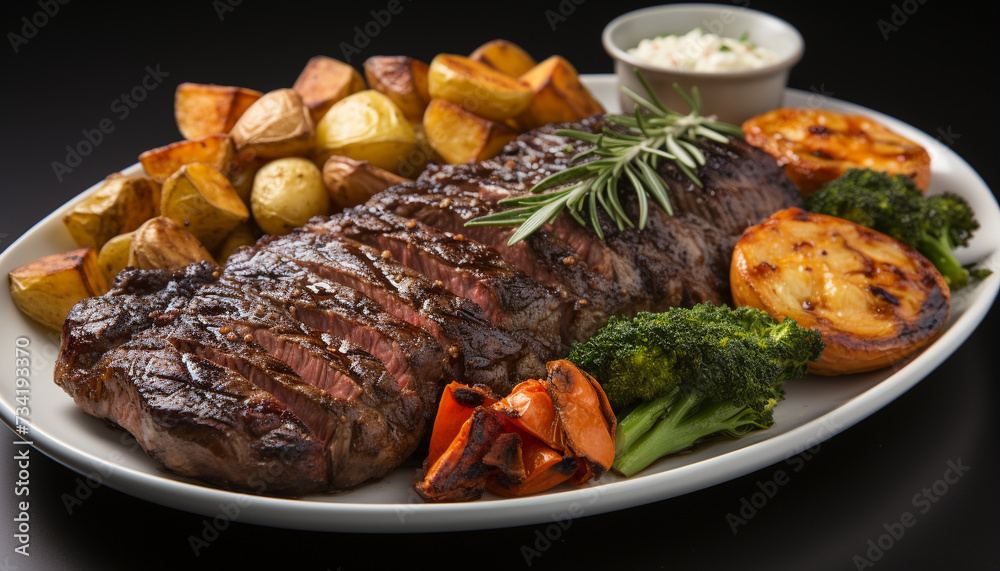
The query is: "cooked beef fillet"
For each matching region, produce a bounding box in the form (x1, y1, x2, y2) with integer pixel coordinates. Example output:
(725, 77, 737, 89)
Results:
(224, 247, 448, 420)
(57, 263, 424, 491)
(369, 184, 625, 341)
(308, 208, 569, 358)
(55, 336, 327, 495)
(253, 231, 542, 395)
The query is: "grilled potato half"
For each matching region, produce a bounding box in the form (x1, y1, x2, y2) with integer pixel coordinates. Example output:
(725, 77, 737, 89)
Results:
(428, 54, 533, 122)
(742, 108, 931, 195)
(731, 208, 949, 375)
(9, 248, 108, 330)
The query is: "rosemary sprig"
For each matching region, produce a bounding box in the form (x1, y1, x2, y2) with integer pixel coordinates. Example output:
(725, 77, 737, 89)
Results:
(465, 69, 744, 246)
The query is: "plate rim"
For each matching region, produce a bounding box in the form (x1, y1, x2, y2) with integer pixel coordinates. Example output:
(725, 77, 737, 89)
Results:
(1, 75, 997, 533)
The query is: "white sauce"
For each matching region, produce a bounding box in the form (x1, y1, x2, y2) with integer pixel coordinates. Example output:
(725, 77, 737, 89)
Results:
(627, 28, 776, 72)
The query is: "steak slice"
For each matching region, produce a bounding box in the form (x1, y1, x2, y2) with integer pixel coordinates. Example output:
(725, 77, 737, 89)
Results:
(56, 264, 423, 491)
(253, 231, 542, 395)
(55, 336, 326, 495)
(369, 183, 625, 341)
(223, 247, 448, 421)
(309, 208, 568, 358)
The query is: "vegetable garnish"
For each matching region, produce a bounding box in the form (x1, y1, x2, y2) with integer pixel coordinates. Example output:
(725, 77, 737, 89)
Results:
(465, 68, 743, 245)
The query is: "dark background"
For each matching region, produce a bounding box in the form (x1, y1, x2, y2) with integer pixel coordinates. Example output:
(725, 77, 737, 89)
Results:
(1, 1, 997, 569)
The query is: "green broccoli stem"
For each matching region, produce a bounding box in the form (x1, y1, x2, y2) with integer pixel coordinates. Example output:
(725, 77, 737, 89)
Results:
(918, 232, 969, 289)
(615, 388, 680, 454)
(613, 396, 762, 477)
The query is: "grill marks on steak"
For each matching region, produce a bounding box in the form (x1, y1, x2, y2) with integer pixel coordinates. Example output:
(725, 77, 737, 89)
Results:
(310, 208, 569, 358)
(253, 230, 543, 395)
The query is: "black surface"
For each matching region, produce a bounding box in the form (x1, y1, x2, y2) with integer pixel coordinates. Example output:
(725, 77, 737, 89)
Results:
(1, 1, 997, 569)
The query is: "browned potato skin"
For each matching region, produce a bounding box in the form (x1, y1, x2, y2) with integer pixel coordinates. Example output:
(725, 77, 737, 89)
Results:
(322, 155, 411, 209)
(423, 99, 518, 164)
(469, 39, 537, 77)
(516, 56, 604, 130)
(363, 56, 431, 122)
(731, 207, 949, 375)
(742, 108, 932, 195)
(139, 134, 235, 183)
(230, 89, 315, 160)
(129, 217, 215, 271)
(174, 83, 262, 140)
(62, 173, 160, 250)
(8, 247, 108, 330)
(293, 56, 366, 122)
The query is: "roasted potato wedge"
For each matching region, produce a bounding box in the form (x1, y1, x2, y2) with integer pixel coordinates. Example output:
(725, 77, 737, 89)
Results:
(8, 247, 107, 330)
(314, 90, 418, 172)
(427, 54, 533, 122)
(97, 232, 134, 281)
(742, 108, 932, 195)
(139, 134, 235, 183)
(516, 56, 604, 130)
(251, 157, 329, 236)
(423, 99, 518, 164)
(731, 207, 949, 375)
(129, 217, 215, 271)
(175, 82, 262, 140)
(62, 173, 160, 250)
(322, 155, 411, 209)
(293, 56, 366, 122)
(363, 56, 431, 122)
(230, 88, 315, 160)
(160, 163, 250, 250)
(469, 39, 537, 78)
(213, 222, 258, 264)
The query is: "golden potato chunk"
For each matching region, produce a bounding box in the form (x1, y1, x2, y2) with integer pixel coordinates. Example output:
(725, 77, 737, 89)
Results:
(251, 157, 329, 236)
(160, 163, 250, 250)
(423, 99, 518, 164)
(293, 56, 366, 122)
(731, 207, 949, 375)
(97, 232, 134, 281)
(62, 173, 160, 250)
(469, 40, 537, 78)
(743, 108, 931, 195)
(314, 90, 418, 173)
(129, 217, 215, 271)
(230, 88, 315, 160)
(516, 56, 605, 130)
(8, 248, 107, 330)
(363, 56, 431, 122)
(213, 222, 258, 264)
(322, 155, 411, 209)
(174, 83, 262, 140)
(428, 54, 533, 122)
(139, 134, 235, 183)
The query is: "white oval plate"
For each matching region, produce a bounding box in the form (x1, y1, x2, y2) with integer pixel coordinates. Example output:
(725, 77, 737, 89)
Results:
(1, 75, 997, 533)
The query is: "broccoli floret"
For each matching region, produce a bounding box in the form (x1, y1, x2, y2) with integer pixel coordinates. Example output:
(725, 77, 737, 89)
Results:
(804, 168, 986, 289)
(567, 303, 824, 477)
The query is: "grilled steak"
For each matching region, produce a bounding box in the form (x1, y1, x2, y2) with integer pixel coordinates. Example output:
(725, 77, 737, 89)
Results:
(54, 115, 802, 496)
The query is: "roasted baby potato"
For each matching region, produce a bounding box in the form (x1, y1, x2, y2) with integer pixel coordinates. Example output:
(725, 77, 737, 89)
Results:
(742, 108, 932, 195)
(469, 39, 537, 78)
(160, 163, 250, 250)
(230, 88, 315, 160)
(251, 157, 329, 236)
(363, 56, 431, 122)
(322, 155, 411, 209)
(427, 54, 533, 122)
(314, 90, 418, 172)
(213, 221, 258, 264)
(731, 207, 949, 375)
(175, 83, 262, 140)
(97, 232, 134, 281)
(129, 216, 215, 271)
(293, 56, 367, 123)
(8, 247, 108, 330)
(139, 134, 235, 183)
(62, 173, 160, 250)
(423, 99, 518, 164)
(516, 56, 604, 130)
